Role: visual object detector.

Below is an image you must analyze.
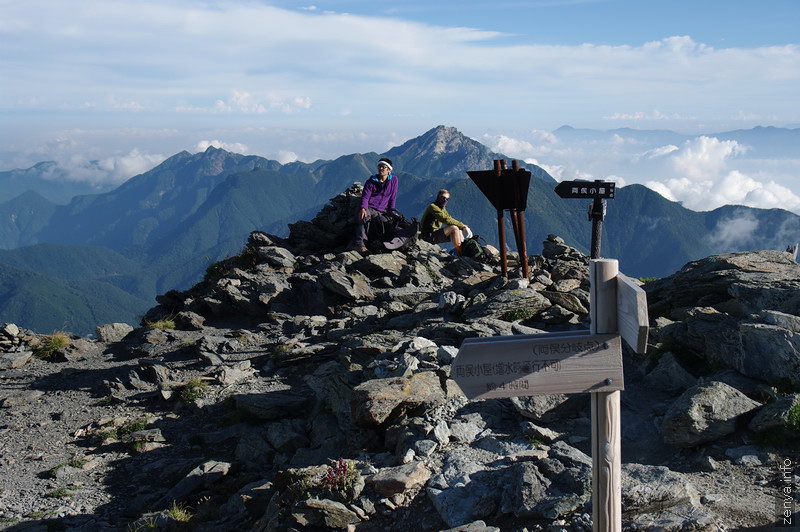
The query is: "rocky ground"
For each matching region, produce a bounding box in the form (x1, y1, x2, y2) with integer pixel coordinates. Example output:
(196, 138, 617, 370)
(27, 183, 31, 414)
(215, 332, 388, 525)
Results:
(1, 186, 799, 531)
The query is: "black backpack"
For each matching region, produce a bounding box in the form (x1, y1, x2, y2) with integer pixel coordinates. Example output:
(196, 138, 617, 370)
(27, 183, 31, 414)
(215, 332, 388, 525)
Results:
(461, 236, 494, 264)
(381, 210, 419, 252)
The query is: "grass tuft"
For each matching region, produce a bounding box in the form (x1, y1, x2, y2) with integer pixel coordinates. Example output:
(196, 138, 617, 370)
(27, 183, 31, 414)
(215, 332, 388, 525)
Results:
(167, 501, 193, 522)
(34, 332, 70, 359)
(787, 401, 800, 432)
(145, 318, 176, 331)
(180, 378, 208, 403)
(500, 307, 535, 322)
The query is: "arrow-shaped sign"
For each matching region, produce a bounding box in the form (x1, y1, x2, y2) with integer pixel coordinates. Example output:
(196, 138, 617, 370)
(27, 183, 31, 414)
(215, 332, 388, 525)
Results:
(452, 333, 623, 400)
(554, 180, 616, 199)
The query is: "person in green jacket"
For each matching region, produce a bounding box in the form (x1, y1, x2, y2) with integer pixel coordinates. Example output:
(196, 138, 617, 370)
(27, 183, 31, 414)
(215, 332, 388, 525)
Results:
(420, 189, 471, 255)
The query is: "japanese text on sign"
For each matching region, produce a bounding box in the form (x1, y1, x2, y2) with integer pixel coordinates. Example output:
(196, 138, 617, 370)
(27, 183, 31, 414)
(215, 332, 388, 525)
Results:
(455, 359, 562, 379)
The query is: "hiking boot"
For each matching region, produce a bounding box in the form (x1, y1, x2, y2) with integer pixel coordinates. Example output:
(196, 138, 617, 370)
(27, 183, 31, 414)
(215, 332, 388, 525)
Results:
(349, 243, 368, 253)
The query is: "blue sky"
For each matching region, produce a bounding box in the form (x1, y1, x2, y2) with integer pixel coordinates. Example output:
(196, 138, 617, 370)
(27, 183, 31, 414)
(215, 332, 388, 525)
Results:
(1, 0, 799, 215)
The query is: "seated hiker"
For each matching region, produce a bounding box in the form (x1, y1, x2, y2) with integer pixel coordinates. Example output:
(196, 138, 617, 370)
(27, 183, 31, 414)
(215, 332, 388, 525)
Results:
(420, 189, 470, 255)
(350, 157, 399, 253)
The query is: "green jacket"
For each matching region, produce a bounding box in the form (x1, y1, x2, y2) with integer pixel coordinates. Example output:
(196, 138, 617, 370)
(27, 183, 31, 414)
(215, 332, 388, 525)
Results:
(420, 203, 465, 237)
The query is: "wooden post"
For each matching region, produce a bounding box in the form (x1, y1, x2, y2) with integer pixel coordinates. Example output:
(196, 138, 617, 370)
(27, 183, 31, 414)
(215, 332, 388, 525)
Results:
(590, 259, 622, 532)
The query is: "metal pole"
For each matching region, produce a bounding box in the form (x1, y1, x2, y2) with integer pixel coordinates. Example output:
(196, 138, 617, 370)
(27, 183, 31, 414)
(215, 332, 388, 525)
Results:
(510, 160, 529, 278)
(590, 197, 603, 259)
(589, 180, 609, 259)
(494, 160, 508, 277)
(517, 210, 529, 279)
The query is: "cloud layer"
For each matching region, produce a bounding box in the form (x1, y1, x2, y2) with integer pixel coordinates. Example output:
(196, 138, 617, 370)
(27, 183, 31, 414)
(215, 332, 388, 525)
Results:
(483, 130, 800, 215)
(2, 1, 798, 128)
(0, 1, 798, 214)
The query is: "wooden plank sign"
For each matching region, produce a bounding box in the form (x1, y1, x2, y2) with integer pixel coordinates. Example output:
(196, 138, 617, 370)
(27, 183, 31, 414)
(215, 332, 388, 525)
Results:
(616, 273, 649, 354)
(452, 333, 623, 400)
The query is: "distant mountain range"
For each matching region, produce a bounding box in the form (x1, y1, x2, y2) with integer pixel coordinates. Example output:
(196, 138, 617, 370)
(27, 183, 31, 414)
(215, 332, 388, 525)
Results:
(1, 125, 798, 335)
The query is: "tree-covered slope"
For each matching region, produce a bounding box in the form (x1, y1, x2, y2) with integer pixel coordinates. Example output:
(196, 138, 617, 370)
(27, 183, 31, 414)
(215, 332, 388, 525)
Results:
(0, 263, 151, 336)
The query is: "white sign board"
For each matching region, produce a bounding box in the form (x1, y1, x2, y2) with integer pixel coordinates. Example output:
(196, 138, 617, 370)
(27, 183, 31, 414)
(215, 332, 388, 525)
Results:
(452, 333, 623, 400)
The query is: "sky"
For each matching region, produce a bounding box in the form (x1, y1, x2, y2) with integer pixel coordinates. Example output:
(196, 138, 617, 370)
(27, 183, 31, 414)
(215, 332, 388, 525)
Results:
(1, 0, 799, 215)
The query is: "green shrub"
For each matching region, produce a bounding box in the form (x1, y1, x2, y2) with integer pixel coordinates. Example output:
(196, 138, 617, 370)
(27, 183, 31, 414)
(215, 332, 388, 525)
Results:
(180, 378, 208, 403)
(49, 458, 87, 477)
(638, 277, 658, 283)
(204, 246, 259, 282)
(167, 501, 193, 522)
(99, 418, 149, 441)
(34, 332, 70, 359)
(146, 318, 176, 331)
(68, 458, 88, 469)
(270, 344, 291, 360)
(129, 441, 148, 453)
(320, 458, 360, 501)
(118, 418, 148, 436)
(787, 401, 800, 431)
(46, 486, 77, 498)
(501, 307, 535, 322)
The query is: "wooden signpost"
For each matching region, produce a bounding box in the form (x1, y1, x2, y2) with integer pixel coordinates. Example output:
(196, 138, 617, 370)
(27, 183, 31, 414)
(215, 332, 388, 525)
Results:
(452, 260, 649, 531)
(453, 175, 649, 530)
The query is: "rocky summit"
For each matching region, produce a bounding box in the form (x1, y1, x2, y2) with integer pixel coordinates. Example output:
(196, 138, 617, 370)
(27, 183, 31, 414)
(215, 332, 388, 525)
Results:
(0, 186, 798, 531)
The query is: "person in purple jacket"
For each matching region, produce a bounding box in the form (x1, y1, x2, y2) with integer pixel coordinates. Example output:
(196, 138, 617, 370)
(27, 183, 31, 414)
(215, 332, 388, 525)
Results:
(350, 157, 399, 253)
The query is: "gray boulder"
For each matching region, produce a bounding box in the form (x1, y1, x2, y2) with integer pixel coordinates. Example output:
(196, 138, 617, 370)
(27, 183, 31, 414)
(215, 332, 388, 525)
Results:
(660, 381, 761, 447)
(95, 322, 134, 343)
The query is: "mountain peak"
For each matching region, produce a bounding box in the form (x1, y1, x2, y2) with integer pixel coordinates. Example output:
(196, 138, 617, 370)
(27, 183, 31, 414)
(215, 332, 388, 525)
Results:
(422, 125, 465, 154)
(384, 125, 503, 178)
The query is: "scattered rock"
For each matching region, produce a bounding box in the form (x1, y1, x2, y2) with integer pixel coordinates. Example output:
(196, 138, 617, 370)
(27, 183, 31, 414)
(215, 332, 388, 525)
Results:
(0, 190, 793, 532)
(660, 381, 761, 447)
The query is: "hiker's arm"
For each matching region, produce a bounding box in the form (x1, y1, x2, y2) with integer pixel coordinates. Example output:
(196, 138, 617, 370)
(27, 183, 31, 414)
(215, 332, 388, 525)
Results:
(435, 206, 465, 229)
(387, 177, 398, 211)
(359, 182, 374, 211)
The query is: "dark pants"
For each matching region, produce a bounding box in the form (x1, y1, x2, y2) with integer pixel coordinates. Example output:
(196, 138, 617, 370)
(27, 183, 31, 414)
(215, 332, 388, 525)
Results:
(354, 208, 391, 247)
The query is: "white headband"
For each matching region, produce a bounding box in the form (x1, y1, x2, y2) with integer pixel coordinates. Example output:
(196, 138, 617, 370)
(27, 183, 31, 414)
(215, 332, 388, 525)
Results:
(378, 161, 392, 172)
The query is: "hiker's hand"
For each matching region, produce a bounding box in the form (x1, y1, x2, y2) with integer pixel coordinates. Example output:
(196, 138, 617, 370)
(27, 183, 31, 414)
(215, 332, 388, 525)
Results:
(359, 208, 367, 220)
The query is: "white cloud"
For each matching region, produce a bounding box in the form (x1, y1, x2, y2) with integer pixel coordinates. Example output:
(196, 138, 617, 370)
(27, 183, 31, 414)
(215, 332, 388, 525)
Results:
(630, 136, 800, 213)
(276, 150, 298, 164)
(177, 91, 312, 115)
(484, 135, 537, 157)
(33, 149, 165, 185)
(643, 180, 679, 202)
(645, 169, 800, 214)
(482, 131, 559, 158)
(195, 140, 249, 153)
(2, 2, 798, 133)
(607, 174, 628, 187)
(670, 136, 747, 181)
(96, 149, 166, 181)
(606, 109, 687, 121)
(704, 210, 760, 250)
(641, 145, 679, 159)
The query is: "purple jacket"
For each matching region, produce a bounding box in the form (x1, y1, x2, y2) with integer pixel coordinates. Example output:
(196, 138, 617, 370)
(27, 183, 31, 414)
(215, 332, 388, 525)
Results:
(360, 173, 398, 212)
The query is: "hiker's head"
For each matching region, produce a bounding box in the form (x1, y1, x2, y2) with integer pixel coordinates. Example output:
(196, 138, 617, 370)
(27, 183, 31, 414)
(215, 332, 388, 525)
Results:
(377, 158, 393, 179)
(436, 189, 450, 207)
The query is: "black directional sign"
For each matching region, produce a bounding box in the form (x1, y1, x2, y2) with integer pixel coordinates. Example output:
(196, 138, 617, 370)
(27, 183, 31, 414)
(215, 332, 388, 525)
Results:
(467, 168, 531, 211)
(554, 180, 615, 199)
